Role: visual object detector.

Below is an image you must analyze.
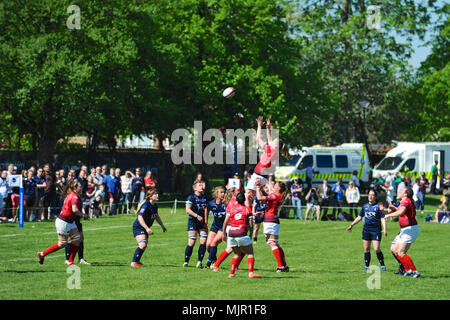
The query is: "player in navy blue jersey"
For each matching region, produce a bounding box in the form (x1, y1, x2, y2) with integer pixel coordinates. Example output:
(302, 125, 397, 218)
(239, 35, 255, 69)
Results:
(130, 187, 167, 267)
(346, 190, 388, 270)
(184, 180, 208, 268)
(252, 184, 268, 243)
(204, 186, 227, 269)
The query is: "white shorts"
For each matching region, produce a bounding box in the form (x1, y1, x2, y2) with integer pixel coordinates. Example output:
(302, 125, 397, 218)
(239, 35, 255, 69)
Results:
(55, 218, 77, 235)
(228, 235, 252, 247)
(392, 225, 419, 245)
(307, 203, 320, 209)
(263, 222, 280, 236)
(247, 173, 268, 191)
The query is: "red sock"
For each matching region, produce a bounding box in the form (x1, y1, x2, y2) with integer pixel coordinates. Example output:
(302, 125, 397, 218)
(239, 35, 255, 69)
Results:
(68, 244, 79, 263)
(272, 247, 283, 268)
(401, 254, 417, 272)
(214, 250, 230, 268)
(42, 243, 61, 256)
(396, 255, 411, 271)
(248, 257, 254, 273)
(236, 252, 245, 268)
(279, 247, 287, 266)
(230, 257, 238, 275)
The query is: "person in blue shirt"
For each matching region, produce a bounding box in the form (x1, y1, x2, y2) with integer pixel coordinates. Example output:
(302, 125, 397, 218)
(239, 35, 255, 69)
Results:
(204, 186, 226, 269)
(331, 178, 346, 220)
(346, 189, 387, 271)
(290, 178, 303, 220)
(103, 168, 121, 216)
(33, 167, 46, 221)
(184, 180, 208, 268)
(130, 187, 167, 267)
(24, 170, 37, 222)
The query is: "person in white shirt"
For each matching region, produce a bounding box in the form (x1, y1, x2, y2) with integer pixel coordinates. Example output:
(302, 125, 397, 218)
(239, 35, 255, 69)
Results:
(380, 181, 394, 206)
(412, 179, 421, 210)
(120, 171, 134, 214)
(346, 181, 360, 219)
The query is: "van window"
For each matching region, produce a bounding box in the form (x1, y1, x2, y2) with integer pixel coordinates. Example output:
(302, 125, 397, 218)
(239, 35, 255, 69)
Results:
(376, 157, 403, 170)
(298, 155, 313, 169)
(335, 155, 348, 168)
(400, 159, 416, 172)
(316, 155, 333, 168)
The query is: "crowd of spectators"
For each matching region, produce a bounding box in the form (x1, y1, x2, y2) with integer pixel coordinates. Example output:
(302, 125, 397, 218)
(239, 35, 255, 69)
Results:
(0, 163, 158, 223)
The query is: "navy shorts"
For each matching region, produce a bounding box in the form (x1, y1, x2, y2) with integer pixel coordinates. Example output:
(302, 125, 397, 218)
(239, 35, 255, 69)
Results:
(210, 223, 223, 233)
(362, 229, 382, 241)
(133, 226, 148, 238)
(254, 214, 265, 224)
(187, 219, 207, 232)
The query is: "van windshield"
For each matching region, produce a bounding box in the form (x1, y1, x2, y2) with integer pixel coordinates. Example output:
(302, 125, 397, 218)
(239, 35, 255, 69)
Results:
(376, 157, 403, 170)
(279, 155, 300, 166)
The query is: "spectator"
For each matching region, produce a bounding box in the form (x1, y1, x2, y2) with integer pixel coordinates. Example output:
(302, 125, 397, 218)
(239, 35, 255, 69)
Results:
(351, 170, 360, 188)
(84, 175, 97, 218)
(24, 170, 37, 222)
(43, 163, 57, 219)
(430, 160, 439, 194)
(385, 172, 395, 194)
(397, 177, 407, 196)
(89, 167, 100, 185)
(346, 181, 360, 219)
(131, 168, 144, 209)
(77, 170, 88, 200)
(412, 178, 422, 211)
(380, 180, 394, 207)
(304, 187, 320, 221)
(95, 165, 106, 185)
(144, 170, 157, 192)
(0, 170, 10, 217)
(290, 178, 303, 220)
(104, 168, 121, 216)
(442, 172, 450, 193)
(67, 168, 76, 182)
(318, 179, 333, 220)
(306, 162, 313, 194)
(418, 173, 429, 214)
(120, 170, 133, 214)
(93, 184, 106, 215)
(431, 196, 449, 223)
(52, 154, 62, 172)
(33, 167, 46, 221)
(331, 178, 346, 220)
(55, 170, 66, 212)
(4, 164, 15, 218)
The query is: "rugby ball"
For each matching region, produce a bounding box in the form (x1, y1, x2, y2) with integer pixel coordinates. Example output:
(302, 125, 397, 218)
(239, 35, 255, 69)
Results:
(222, 87, 236, 98)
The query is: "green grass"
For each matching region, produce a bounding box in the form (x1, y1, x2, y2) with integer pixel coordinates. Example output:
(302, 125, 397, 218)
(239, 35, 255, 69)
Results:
(0, 204, 449, 300)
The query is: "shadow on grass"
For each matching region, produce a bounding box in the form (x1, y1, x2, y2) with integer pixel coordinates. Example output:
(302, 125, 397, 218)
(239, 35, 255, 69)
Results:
(89, 261, 130, 267)
(2, 270, 65, 274)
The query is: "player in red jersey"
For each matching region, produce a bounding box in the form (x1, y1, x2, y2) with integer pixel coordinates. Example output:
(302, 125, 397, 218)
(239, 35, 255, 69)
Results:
(256, 181, 289, 272)
(222, 191, 261, 278)
(211, 187, 246, 271)
(37, 179, 84, 265)
(384, 187, 421, 278)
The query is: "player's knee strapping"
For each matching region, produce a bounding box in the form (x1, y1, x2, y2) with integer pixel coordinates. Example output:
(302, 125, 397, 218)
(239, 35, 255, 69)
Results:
(267, 238, 278, 246)
(71, 233, 81, 245)
(189, 235, 197, 242)
(200, 234, 208, 239)
(58, 238, 68, 247)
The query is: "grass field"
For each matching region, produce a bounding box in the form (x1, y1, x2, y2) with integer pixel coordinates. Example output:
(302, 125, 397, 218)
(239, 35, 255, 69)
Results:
(0, 201, 449, 300)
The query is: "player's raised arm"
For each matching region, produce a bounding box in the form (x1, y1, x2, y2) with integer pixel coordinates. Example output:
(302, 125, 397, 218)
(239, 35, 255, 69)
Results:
(255, 116, 266, 149)
(256, 185, 267, 201)
(266, 118, 273, 145)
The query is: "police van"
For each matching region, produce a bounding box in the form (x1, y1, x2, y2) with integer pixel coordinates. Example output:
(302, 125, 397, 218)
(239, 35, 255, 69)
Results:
(275, 143, 370, 186)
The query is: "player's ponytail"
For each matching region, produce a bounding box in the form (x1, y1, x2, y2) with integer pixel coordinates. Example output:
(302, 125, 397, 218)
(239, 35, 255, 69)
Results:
(223, 187, 236, 205)
(277, 182, 289, 205)
(136, 187, 158, 214)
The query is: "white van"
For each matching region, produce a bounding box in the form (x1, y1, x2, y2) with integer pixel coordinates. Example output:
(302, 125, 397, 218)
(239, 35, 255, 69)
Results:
(275, 143, 370, 185)
(372, 141, 450, 187)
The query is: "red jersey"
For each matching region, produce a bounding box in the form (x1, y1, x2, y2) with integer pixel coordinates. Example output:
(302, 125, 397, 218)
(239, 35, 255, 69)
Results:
(144, 177, 157, 190)
(226, 198, 238, 226)
(228, 204, 252, 237)
(58, 192, 81, 223)
(254, 145, 279, 175)
(264, 193, 281, 224)
(398, 197, 417, 228)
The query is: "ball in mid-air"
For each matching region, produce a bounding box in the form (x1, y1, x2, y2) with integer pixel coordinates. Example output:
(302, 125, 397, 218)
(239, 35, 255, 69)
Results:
(222, 87, 236, 98)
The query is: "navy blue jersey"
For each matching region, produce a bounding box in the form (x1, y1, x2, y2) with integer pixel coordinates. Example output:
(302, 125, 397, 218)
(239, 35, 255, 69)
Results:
(133, 201, 158, 230)
(186, 193, 207, 222)
(253, 197, 267, 214)
(207, 199, 226, 228)
(359, 203, 385, 232)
